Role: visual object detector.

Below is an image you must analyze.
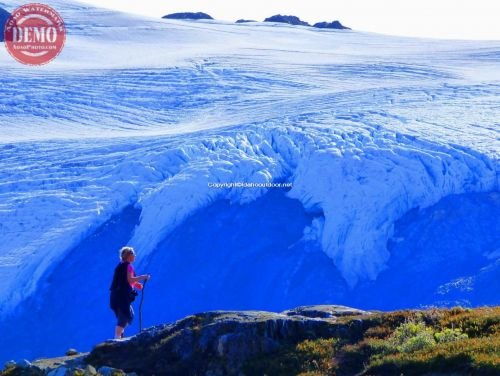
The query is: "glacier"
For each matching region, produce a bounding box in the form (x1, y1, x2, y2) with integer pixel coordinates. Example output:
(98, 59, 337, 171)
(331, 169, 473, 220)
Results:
(0, 0, 499, 363)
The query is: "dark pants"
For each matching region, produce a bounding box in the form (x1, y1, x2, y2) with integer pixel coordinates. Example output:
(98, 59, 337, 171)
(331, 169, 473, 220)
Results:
(110, 290, 134, 327)
(113, 305, 134, 328)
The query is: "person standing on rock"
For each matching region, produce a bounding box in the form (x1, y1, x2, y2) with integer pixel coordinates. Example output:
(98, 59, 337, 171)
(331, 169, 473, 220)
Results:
(109, 246, 151, 339)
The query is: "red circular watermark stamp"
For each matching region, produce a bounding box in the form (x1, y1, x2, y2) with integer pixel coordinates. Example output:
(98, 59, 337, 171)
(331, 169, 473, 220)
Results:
(3, 3, 65, 65)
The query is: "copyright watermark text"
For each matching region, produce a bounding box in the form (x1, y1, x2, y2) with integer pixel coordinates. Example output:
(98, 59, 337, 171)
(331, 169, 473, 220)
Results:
(208, 182, 293, 189)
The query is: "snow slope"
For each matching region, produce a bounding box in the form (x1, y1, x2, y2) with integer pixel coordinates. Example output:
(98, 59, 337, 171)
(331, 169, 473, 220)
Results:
(0, 0, 499, 362)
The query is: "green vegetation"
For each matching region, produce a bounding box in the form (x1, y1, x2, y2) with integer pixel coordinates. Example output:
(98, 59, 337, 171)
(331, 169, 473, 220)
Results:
(386, 320, 436, 353)
(244, 306, 500, 376)
(435, 327, 469, 343)
(242, 338, 339, 376)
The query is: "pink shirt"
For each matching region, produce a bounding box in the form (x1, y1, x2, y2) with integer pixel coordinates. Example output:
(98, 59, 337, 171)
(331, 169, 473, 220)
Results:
(127, 263, 141, 289)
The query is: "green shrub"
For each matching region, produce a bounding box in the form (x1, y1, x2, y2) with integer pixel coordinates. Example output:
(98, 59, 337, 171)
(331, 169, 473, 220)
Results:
(435, 327, 468, 343)
(388, 321, 436, 353)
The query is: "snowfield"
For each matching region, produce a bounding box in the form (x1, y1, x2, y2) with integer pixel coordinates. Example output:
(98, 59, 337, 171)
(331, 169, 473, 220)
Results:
(0, 0, 499, 362)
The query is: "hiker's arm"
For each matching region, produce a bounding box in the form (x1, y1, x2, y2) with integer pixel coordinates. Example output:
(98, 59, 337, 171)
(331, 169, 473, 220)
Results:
(132, 281, 143, 290)
(127, 271, 149, 284)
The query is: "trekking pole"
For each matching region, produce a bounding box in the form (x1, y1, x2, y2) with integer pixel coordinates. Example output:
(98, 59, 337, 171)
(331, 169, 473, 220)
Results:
(139, 278, 148, 333)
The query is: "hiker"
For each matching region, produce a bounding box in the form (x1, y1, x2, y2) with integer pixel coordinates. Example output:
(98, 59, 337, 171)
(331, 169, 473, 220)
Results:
(109, 246, 151, 339)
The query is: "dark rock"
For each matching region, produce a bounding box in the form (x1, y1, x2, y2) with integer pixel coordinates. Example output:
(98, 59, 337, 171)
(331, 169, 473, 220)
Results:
(65, 348, 79, 356)
(47, 367, 67, 376)
(32, 353, 88, 374)
(162, 12, 213, 20)
(282, 305, 367, 318)
(86, 306, 368, 375)
(98, 366, 126, 376)
(0, 7, 11, 42)
(235, 19, 256, 24)
(4, 360, 16, 369)
(313, 20, 351, 30)
(18, 359, 32, 368)
(264, 14, 310, 26)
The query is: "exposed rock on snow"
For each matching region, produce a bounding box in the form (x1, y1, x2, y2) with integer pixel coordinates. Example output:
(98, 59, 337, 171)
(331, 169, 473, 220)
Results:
(313, 20, 351, 30)
(162, 12, 213, 20)
(264, 14, 310, 26)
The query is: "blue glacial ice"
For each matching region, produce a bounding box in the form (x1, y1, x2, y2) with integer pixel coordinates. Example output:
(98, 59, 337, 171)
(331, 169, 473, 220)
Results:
(0, 0, 498, 363)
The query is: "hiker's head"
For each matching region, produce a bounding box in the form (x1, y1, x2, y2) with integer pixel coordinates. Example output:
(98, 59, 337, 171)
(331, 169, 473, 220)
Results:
(120, 246, 136, 262)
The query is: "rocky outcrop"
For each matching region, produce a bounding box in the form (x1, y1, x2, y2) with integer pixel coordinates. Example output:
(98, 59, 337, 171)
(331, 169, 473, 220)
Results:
(1, 305, 367, 375)
(282, 304, 365, 318)
(86, 306, 367, 375)
(162, 12, 213, 20)
(264, 14, 310, 26)
(235, 19, 256, 24)
(3, 354, 131, 375)
(313, 20, 351, 30)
